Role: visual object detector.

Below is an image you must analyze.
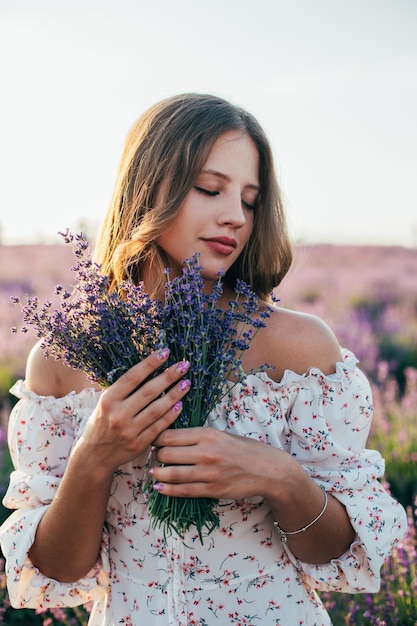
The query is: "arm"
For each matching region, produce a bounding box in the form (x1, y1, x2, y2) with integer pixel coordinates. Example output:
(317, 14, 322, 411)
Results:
(252, 312, 355, 563)
(25, 346, 191, 583)
(150, 428, 354, 564)
(149, 312, 407, 575)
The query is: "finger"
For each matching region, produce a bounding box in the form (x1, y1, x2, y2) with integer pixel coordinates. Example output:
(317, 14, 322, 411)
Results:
(152, 463, 203, 483)
(152, 479, 212, 499)
(153, 426, 205, 448)
(154, 442, 202, 467)
(127, 362, 191, 419)
(130, 358, 190, 408)
(134, 377, 191, 434)
(108, 349, 173, 399)
(136, 396, 187, 448)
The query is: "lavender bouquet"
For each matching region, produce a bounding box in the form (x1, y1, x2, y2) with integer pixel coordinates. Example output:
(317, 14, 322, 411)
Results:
(12, 230, 274, 542)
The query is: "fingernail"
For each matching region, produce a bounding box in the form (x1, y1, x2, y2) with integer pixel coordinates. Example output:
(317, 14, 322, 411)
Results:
(176, 360, 190, 374)
(157, 348, 170, 361)
(172, 400, 182, 412)
(148, 467, 154, 476)
(153, 482, 164, 492)
(178, 379, 191, 391)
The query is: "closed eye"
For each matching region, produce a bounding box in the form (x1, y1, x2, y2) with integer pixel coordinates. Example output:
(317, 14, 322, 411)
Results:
(195, 186, 256, 211)
(194, 186, 219, 197)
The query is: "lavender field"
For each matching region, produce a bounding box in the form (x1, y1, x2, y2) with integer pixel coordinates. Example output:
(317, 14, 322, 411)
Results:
(0, 242, 416, 625)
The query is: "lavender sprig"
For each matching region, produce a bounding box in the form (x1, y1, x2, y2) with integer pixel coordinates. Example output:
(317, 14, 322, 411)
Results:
(11, 230, 275, 543)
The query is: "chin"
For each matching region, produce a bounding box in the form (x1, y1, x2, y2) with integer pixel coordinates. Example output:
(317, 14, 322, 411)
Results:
(199, 271, 222, 283)
(200, 263, 231, 281)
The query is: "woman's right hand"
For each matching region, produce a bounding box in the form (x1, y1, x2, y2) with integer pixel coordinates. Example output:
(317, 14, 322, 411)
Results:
(26, 348, 189, 583)
(79, 349, 191, 473)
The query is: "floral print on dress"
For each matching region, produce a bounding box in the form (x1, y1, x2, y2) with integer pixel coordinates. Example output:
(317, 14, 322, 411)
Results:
(0, 350, 407, 625)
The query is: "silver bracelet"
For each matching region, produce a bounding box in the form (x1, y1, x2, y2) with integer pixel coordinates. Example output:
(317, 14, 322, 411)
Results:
(273, 485, 328, 543)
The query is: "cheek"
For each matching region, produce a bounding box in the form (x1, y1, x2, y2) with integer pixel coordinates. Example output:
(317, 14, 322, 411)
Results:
(244, 214, 255, 240)
(158, 213, 186, 246)
(238, 217, 254, 253)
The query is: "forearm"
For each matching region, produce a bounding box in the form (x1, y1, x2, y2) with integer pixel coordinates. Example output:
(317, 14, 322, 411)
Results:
(151, 428, 356, 564)
(28, 439, 113, 583)
(265, 453, 355, 564)
(24, 352, 191, 582)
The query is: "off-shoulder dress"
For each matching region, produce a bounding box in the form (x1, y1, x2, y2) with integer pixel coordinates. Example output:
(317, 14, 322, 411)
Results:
(0, 350, 407, 625)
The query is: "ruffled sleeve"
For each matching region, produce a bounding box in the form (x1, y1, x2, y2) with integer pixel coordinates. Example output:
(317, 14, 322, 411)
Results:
(0, 381, 110, 609)
(273, 349, 407, 592)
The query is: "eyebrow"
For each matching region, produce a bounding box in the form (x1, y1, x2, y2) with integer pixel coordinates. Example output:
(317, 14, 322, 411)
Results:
(200, 169, 260, 192)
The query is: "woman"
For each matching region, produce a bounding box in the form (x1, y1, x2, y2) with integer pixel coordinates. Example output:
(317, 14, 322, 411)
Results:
(0, 93, 407, 625)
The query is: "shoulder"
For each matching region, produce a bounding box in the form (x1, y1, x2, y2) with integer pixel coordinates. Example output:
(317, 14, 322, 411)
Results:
(25, 340, 100, 397)
(250, 305, 343, 381)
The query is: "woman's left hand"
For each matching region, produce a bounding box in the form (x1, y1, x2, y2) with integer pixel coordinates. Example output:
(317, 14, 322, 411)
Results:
(151, 427, 286, 501)
(152, 426, 357, 564)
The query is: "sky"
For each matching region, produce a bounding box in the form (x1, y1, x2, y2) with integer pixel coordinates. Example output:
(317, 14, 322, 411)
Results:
(0, 0, 416, 247)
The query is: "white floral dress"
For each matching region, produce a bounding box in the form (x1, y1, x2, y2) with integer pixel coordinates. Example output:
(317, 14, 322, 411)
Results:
(0, 350, 407, 626)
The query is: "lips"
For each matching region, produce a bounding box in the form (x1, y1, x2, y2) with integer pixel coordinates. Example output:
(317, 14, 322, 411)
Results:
(202, 237, 237, 256)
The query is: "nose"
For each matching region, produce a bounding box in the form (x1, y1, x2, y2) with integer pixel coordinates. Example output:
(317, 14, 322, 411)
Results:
(218, 188, 247, 227)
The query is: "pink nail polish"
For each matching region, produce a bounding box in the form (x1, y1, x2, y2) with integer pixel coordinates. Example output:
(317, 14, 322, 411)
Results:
(176, 360, 190, 374)
(178, 379, 191, 391)
(172, 400, 182, 412)
(148, 467, 154, 476)
(157, 348, 170, 361)
(153, 482, 164, 492)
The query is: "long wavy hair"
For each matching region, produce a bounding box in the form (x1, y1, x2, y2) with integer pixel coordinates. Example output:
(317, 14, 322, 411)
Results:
(93, 93, 293, 299)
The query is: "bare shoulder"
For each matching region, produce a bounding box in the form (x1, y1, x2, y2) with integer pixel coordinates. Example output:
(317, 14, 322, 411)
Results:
(25, 340, 100, 397)
(249, 304, 343, 381)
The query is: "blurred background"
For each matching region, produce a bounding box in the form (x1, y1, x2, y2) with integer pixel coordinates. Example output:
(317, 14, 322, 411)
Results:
(0, 0, 416, 247)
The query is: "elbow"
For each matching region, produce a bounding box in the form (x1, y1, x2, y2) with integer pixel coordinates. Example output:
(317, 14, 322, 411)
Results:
(28, 545, 97, 583)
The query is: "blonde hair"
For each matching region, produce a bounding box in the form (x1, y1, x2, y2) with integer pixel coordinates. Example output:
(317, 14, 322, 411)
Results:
(93, 93, 293, 299)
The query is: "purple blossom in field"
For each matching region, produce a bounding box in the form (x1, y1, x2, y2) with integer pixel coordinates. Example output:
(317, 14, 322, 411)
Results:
(35, 605, 91, 625)
(334, 308, 381, 377)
